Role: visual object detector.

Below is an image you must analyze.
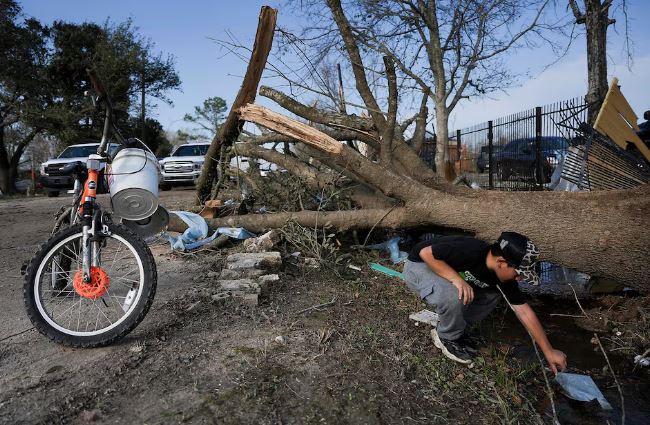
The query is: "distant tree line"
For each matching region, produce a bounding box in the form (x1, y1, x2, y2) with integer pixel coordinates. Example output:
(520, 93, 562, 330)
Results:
(0, 0, 181, 194)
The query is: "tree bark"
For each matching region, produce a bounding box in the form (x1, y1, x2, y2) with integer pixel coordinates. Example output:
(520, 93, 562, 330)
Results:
(570, 0, 610, 124)
(195, 6, 277, 203)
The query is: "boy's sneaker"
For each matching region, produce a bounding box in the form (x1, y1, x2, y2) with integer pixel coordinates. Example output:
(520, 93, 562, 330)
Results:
(430, 329, 474, 364)
(457, 333, 482, 353)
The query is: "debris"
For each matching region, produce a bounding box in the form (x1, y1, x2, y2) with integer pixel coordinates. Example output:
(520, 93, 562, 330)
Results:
(303, 257, 319, 268)
(79, 409, 102, 422)
(295, 298, 336, 315)
(240, 293, 259, 307)
(274, 335, 285, 344)
(409, 309, 439, 327)
(555, 372, 612, 410)
(347, 264, 361, 271)
(634, 355, 650, 367)
(363, 236, 408, 264)
(242, 230, 280, 252)
(163, 211, 255, 251)
(199, 199, 224, 218)
(219, 279, 262, 294)
(369, 262, 404, 279)
(225, 251, 282, 271)
(220, 268, 265, 279)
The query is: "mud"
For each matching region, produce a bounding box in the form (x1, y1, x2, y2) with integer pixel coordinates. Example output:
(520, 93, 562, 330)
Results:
(1, 190, 648, 424)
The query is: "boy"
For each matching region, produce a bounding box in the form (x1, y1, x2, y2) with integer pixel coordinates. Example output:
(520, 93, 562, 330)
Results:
(403, 231, 567, 373)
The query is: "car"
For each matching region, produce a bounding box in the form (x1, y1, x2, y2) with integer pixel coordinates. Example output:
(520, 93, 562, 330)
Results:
(158, 142, 211, 190)
(39, 142, 119, 197)
(476, 145, 503, 173)
(494, 137, 569, 183)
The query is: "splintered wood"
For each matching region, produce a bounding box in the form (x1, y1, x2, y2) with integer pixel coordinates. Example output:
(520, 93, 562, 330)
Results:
(238, 104, 343, 154)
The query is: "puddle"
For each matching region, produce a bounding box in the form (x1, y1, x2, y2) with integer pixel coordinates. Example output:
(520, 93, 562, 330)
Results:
(483, 298, 650, 425)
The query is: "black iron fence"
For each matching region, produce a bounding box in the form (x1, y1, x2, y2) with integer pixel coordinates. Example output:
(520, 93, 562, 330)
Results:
(421, 97, 590, 191)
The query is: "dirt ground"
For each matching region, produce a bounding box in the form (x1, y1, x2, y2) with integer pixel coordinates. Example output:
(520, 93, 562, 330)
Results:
(0, 189, 647, 424)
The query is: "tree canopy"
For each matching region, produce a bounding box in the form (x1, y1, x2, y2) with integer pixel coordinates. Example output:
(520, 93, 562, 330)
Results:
(0, 0, 180, 193)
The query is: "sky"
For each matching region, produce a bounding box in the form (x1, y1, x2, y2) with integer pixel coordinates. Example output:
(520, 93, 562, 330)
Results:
(20, 0, 650, 134)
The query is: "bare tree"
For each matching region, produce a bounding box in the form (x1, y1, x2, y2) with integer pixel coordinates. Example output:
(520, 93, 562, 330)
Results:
(276, 0, 566, 178)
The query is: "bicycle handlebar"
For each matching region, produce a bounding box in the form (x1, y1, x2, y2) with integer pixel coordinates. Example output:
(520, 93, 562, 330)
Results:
(86, 67, 125, 155)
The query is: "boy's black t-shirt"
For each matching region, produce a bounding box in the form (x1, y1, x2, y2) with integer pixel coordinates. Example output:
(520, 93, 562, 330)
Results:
(408, 236, 526, 305)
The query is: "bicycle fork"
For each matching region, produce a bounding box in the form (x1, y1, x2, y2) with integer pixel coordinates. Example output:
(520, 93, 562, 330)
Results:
(81, 156, 103, 282)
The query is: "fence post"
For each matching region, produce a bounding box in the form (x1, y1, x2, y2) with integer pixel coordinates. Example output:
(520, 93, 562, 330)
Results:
(488, 121, 494, 190)
(456, 129, 462, 175)
(535, 106, 542, 187)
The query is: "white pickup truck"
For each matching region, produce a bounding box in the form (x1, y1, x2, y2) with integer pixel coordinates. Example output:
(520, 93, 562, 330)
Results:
(158, 142, 211, 190)
(39, 142, 118, 197)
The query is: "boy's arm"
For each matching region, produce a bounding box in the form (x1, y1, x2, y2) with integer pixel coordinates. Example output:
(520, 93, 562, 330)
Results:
(511, 303, 567, 374)
(419, 246, 474, 304)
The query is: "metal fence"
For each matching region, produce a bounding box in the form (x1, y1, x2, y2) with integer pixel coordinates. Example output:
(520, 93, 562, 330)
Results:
(422, 97, 590, 191)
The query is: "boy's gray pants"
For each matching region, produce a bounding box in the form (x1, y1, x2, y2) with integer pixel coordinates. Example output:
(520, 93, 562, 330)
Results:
(403, 260, 501, 340)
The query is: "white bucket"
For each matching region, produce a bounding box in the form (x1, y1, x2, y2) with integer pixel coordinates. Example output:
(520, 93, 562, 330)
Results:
(107, 148, 160, 220)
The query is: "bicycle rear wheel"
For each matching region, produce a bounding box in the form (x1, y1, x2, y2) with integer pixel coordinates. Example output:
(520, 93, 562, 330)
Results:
(24, 223, 157, 347)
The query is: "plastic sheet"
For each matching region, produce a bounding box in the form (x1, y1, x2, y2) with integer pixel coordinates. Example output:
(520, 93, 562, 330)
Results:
(163, 211, 255, 251)
(555, 372, 612, 410)
(365, 236, 408, 264)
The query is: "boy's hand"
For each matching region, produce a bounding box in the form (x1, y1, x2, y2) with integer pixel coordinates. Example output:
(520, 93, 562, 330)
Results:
(546, 349, 567, 374)
(451, 278, 474, 305)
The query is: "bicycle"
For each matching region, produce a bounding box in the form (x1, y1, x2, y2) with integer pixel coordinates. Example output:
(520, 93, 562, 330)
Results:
(23, 69, 158, 348)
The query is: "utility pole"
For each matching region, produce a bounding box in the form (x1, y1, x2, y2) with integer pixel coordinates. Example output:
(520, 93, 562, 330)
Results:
(140, 51, 146, 145)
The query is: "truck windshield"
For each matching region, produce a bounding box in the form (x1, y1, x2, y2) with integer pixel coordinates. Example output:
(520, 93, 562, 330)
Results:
(173, 145, 209, 157)
(58, 145, 117, 158)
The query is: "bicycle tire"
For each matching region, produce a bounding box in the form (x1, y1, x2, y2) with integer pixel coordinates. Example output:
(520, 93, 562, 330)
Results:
(24, 223, 157, 347)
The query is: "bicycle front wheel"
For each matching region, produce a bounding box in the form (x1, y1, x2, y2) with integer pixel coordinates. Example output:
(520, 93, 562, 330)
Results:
(24, 223, 157, 347)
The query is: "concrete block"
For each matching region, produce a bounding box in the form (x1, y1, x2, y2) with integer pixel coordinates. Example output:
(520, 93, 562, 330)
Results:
(225, 252, 282, 271)
(219, 268, 265, 280)
(240, 293, 259, 306)
(218, 279, 261, 294)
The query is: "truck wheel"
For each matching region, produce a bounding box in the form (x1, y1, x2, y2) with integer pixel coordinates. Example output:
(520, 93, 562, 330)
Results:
(46, 191, 60, 198)
(160, 183, 172, 191)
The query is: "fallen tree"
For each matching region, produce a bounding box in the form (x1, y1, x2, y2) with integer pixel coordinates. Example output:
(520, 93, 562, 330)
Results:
(193, 5, 650, 290)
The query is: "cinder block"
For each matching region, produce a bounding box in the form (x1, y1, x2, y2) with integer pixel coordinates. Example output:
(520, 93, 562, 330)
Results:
(225, 252, 282, 271)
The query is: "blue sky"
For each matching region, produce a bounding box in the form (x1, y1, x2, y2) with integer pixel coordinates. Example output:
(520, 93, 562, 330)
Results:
(21, 0, 650, 133)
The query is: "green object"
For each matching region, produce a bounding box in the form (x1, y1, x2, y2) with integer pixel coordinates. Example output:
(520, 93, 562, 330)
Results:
(370, 262, 404, 279)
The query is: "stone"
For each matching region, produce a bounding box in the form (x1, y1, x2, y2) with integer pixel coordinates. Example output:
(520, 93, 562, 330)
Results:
(211, 292, 232, 302)
(242, 230, 280, 253)
(219, 268, 265, 280)
(240, 293, 259, 306)
(225, 252, 282, 271)
(303, 257, 320, 268)
(218, 279, 261, 294)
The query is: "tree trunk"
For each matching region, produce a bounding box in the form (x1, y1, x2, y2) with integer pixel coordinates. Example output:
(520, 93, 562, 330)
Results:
(584, 0, 609, 124)
(198, 184, 650, 291)
(195, 6, 277, 203)
(434, 105, 452, 180)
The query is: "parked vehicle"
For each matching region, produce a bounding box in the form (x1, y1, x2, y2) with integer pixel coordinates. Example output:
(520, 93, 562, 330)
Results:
(158, 142, 210, 190)
(476, 145, 503, 173)
(494, 136, 569, 182)
(39, 142, 118, 197)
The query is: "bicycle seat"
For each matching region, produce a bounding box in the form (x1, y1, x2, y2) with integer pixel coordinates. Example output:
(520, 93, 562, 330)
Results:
(58, 161, 87, 176)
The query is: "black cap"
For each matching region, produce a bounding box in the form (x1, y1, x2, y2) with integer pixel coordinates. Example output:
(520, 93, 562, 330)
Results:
(496, 232, 540, 285)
